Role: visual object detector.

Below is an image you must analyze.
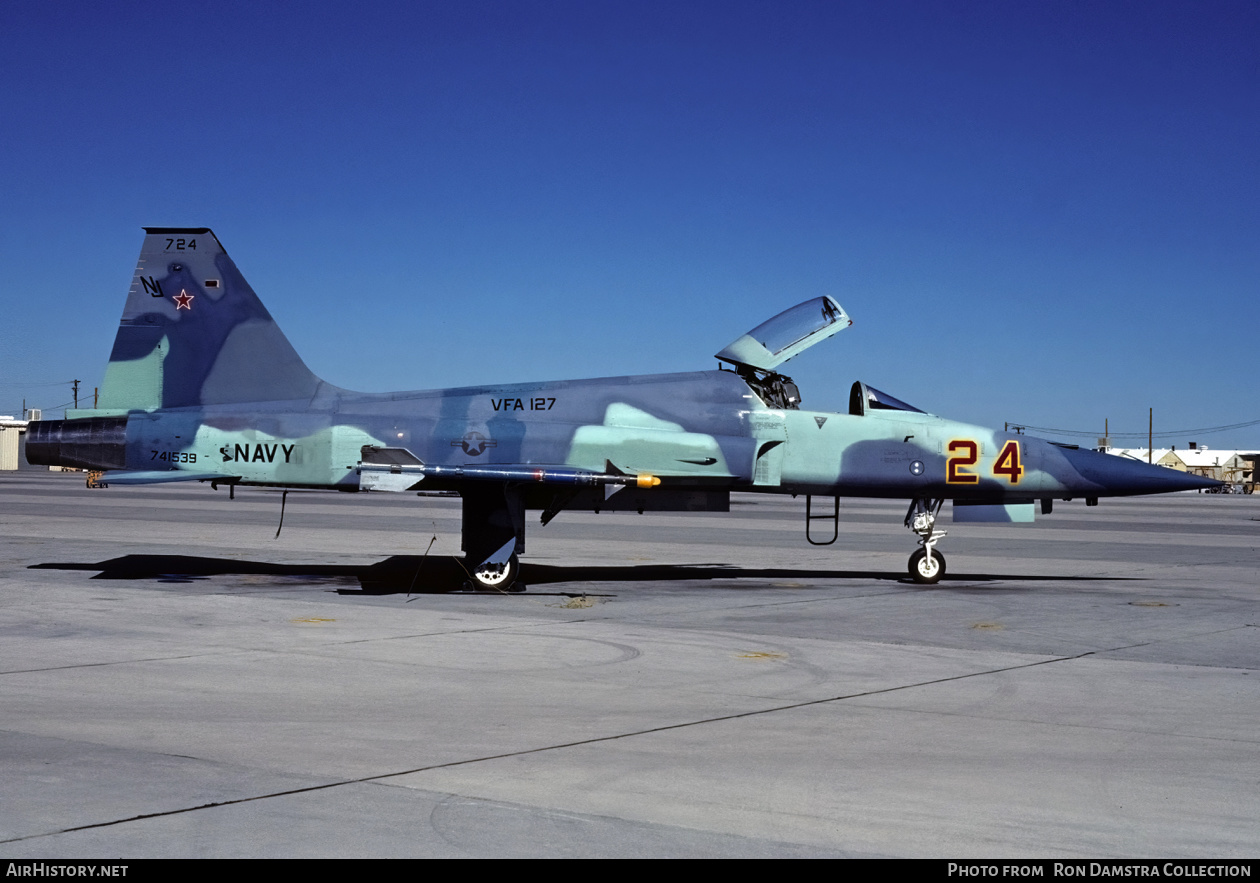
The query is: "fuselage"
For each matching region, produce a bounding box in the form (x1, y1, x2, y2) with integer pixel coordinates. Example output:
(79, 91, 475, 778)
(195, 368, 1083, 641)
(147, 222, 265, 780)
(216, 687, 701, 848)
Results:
(34, 367, 1209, 503)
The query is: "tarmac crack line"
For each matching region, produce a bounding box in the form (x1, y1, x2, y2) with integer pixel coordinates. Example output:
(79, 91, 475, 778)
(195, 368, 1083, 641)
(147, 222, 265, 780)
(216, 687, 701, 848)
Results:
(1, 647, 1099, 845)
(0, 652, 248, 676)
(1081, 623, 1257, 662)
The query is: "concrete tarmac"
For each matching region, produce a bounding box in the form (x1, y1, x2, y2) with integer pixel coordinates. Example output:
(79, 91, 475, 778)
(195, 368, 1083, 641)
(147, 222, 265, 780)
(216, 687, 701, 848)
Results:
(1, 470, 1257, 857)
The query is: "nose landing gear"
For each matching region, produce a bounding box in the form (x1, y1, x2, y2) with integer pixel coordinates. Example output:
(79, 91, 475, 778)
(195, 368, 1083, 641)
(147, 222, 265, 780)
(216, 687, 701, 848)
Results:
(905, 498, 946, 584)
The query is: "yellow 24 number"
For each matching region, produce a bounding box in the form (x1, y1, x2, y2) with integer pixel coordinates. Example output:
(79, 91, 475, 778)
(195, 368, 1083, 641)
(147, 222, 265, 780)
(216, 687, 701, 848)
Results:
(947, 439, 1023, 485)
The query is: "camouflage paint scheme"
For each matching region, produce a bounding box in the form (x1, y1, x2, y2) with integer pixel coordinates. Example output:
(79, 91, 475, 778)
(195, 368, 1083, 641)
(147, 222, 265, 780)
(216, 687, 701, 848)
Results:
(27, 228, 1218, 587)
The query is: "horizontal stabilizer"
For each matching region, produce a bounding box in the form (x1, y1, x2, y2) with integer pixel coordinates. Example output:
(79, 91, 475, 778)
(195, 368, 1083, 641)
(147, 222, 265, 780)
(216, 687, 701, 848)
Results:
(100, 471, 237, 486)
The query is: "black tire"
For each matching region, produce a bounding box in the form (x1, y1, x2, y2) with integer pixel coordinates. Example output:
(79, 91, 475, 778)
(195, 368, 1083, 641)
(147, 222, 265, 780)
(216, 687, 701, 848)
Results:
(470, 553, 521, 591)
(909, 548, 945, 584)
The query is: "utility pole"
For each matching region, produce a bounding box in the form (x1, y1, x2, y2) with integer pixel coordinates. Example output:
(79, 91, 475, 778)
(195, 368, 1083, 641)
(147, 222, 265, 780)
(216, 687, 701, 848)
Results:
(72, 379, 80, 409)
(1149, 408, 1153, 464)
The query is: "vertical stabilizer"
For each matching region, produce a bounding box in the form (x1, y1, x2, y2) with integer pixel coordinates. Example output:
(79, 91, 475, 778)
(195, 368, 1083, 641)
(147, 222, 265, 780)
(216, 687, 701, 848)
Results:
(97, 228, 323, 410)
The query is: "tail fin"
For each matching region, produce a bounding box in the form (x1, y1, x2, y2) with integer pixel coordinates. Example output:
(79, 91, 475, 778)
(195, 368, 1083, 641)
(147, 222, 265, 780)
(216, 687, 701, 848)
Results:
(97, 228, 323, 410)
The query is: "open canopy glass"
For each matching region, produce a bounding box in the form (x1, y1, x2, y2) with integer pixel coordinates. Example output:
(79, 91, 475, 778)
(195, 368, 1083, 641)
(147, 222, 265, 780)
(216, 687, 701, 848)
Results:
(715, 296, 852, 372)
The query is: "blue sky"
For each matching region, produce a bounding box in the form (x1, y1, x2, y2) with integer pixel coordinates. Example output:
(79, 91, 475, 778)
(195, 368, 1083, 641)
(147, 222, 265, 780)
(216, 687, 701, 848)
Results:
(2, 1, 1256, 448)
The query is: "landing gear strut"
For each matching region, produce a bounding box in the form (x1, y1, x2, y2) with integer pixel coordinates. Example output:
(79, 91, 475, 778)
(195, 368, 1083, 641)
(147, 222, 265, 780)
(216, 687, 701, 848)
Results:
(904, 498, 946, 584)
(462, 485, 526, 592)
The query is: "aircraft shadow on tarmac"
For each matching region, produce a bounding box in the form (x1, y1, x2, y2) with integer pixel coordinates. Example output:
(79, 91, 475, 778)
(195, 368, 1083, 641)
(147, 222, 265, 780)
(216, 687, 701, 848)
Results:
(29, 554, 1132, 593)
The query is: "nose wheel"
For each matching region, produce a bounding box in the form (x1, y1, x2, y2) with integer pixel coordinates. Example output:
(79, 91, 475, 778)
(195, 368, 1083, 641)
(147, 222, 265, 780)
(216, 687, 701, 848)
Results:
(905, 498, 946, 584)
(908, 547, 946, 584)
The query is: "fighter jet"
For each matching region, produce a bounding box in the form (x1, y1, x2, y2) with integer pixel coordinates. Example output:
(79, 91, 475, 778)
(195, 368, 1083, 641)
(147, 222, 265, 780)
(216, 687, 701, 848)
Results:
(26, 228, 1218, 588)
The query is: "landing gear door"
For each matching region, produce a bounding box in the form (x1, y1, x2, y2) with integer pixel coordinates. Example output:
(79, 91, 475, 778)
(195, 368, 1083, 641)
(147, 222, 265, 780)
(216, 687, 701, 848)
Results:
(715, 296, 851, 372)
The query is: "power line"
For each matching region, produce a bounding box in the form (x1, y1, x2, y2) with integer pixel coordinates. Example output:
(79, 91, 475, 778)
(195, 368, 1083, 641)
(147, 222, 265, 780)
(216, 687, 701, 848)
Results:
(17, 399, 80, 413)
(1015, 418, 1260, 439)
(0, 379, 77, 388)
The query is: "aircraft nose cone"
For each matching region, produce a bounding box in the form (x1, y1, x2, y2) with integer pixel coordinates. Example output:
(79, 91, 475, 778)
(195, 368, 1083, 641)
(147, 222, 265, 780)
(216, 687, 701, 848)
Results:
(1057, 447, 1223, 495)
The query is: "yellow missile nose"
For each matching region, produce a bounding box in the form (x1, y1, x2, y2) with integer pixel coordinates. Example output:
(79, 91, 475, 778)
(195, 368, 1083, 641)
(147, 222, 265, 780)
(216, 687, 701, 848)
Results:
(636, 474, 661, 488)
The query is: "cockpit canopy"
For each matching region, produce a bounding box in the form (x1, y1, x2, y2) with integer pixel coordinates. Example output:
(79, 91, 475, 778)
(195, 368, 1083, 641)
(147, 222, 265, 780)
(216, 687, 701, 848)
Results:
(716, 297, 930, 417)
(715, 296, 853, 410)
(715, 296, 851, 373)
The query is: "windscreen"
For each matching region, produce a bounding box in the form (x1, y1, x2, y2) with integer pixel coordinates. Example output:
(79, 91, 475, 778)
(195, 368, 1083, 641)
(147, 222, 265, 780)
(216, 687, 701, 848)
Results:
(849, 381, 925, 416)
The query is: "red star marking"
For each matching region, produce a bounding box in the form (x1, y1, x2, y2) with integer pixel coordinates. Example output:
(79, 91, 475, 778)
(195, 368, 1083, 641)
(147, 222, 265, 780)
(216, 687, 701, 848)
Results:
(173, 290, 194, 310)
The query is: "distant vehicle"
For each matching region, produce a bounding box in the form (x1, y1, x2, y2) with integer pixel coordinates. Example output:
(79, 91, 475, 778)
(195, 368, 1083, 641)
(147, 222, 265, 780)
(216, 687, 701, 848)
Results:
(26, 229, 1220, 588)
